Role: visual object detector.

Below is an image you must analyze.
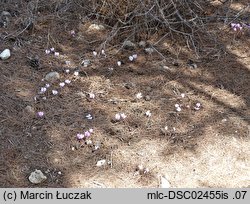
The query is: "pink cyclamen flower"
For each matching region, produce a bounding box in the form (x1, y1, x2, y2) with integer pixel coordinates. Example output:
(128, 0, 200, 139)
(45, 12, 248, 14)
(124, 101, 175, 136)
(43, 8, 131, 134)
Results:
(76, 133, 84, 140)
(84, 131, 91, 138)
(37, 111, 44, 117)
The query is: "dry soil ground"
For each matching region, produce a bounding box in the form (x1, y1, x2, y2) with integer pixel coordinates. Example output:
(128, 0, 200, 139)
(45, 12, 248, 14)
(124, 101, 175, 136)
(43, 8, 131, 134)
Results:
(0, 1, 250, 188)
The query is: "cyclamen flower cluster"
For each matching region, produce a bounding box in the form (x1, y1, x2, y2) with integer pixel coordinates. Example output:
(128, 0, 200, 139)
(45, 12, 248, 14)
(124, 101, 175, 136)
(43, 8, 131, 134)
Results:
(129, 54, 138, 62)
(45, 47, 59, 57)
(115, 113, 127, 121)
(76, 128, 94, 140)
(231, 23, 243, 31)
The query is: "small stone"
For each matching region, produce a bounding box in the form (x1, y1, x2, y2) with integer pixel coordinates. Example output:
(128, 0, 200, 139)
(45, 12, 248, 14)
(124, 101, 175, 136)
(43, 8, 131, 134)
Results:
(139, 41, 146, 47)
(145, 47, 154, 54)
(0, 49, 11, 60)
(187, 59, 198, 69)
(0, 11, 11, 27)
(45, 72, 60, 82)
(24, 105, 35, 116)
(88, 24, 105, 31)
(145, 95, 151, 101)
(96, 159, 106, 167)
(85, 139, 93, 145)
(76, 92, 86, 98)
(82, 59, 91, 67)
(29, 169, 47, 184)
(146, 86, 152, 92)
(123, 40, 136, 50)
(160, 176, 170, 188)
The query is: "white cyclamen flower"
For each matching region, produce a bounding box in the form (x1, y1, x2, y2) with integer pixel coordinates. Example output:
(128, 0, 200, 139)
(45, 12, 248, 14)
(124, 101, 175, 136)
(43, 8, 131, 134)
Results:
(117, 61, 122, 66)
(176, 107, 181, 112)
(65, 79, 71, 84)
(74, 71, 79, 76)
(86, 114, 93, 120)
(196, 103, 201, 107)
(129, 56, 134, 61)
(89, 93, 95, 99)
(145, 110, 151, 117)
(175, 104, 180, 108)
(120, 113, 127, 119)
(93, 51, 97, 56)
(40, 87, 47, 93)
(136, 92, 143, 99)
(132, 54, 138, 59)
(37, 111, 44, 117)
(59, 82, 65, 87)
(52, 90, 58, 95)
(54, 52, 59, 57)
(115, 113, 121, 121)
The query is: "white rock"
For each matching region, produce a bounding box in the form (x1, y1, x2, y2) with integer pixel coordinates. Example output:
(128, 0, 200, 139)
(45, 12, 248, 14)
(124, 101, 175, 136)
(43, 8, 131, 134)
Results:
(24, 105, 35, 116)
(160, 176, 170, 188)
(0, 49, 11, 60)
(45, 72, 60, 82)
(29, 169, 47, 184)
(145, 47, 154, 54)
(88, 24, 105, 31)
(96, 159, 106, 167)
(123, 40, 136, 49)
